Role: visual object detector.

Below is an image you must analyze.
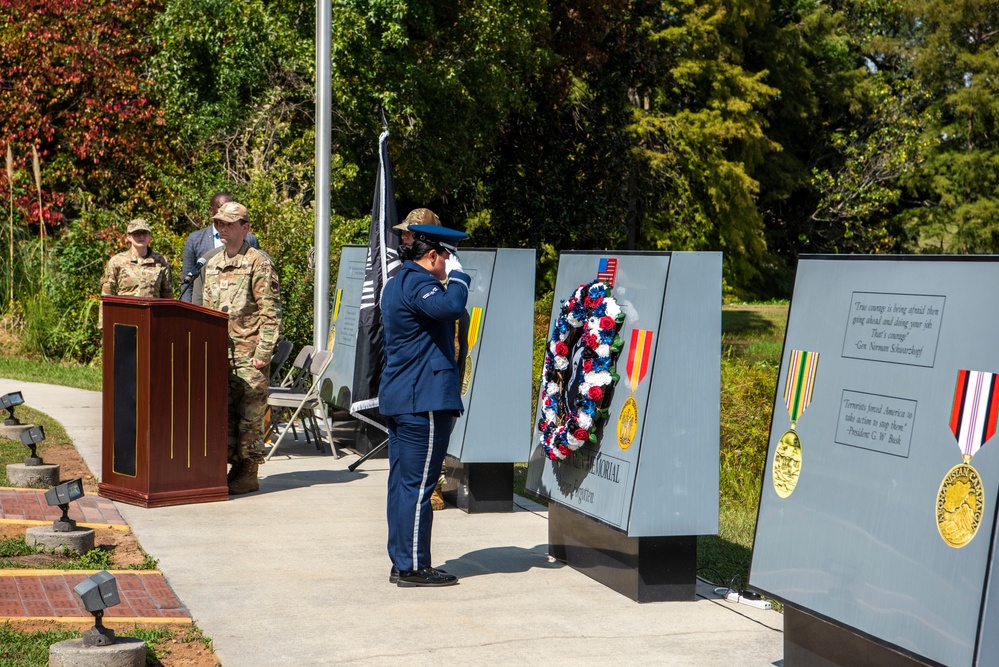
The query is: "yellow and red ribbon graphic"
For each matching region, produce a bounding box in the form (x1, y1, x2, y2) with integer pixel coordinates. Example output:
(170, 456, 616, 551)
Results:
(626, 329, 653, 391)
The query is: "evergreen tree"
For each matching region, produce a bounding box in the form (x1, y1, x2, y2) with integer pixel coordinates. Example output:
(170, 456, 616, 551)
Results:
(904, 0, 999, 253)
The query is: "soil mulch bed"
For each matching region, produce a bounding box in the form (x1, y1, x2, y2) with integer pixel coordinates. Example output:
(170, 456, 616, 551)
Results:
(2, 443, 221, 666)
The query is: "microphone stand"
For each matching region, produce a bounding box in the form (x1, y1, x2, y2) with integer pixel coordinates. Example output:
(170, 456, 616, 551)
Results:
(178, 274, 197, 300)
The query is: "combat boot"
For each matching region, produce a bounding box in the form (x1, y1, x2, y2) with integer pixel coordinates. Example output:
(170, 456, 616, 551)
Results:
(226, 461, 243, 484)
(431, 483, 445, 511)
(228, 461, 259, 495)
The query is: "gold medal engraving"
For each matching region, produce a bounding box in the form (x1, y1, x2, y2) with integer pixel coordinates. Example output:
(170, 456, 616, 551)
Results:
(936, 462, 984, 548)
(773, 429, 802, 498)
(617, 396, 638, 449)
(461, 353, 473, 395)
(326, 325, 335, 351)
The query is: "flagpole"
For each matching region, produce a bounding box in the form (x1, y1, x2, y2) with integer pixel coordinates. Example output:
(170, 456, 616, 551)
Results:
(313, 0, 332, 351)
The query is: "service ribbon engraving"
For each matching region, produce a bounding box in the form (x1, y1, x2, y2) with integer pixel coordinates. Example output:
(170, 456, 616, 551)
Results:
(617, 329, 653, 450)
(461, 307, 483, 395)
(774, 349, 819, 499)
(937, 369, 997, 548)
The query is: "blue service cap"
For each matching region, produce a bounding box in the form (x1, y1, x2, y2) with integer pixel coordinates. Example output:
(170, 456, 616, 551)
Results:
(408, 224, 468, 254)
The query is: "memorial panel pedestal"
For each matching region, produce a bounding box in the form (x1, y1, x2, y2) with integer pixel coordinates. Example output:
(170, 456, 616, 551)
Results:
(784, 606, 938, 667)
(442, 457, 513, 513)
(749, 256, 999, 666)
(526, 251, 721, 602)
(548, 503, 696, 602)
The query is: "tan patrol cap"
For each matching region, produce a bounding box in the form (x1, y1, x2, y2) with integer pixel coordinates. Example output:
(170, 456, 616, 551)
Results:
(213, 201, 249, 224)
(126, 219, 151, 234)
(393, 208, 441, 232)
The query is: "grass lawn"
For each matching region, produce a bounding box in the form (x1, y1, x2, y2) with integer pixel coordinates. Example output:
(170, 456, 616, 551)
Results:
(0, 354, 101, 392)
(0, 622, 215, 667)
(0, 405, 74, 486)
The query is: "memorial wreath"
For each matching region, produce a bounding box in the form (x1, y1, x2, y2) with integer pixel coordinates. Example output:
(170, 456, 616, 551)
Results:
(538, 280, 625, 461)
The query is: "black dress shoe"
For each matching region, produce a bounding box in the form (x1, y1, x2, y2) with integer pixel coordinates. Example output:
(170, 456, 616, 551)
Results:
(389, 567, 399, 584)
(397, 566, 458, 587)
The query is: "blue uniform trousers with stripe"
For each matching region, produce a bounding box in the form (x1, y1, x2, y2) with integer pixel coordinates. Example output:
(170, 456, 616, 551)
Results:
(386, 411, 455, 572)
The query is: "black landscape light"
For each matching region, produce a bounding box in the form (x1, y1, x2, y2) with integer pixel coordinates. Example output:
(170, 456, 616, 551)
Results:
(44, 478, 84, 532)
(19, 424, 44, 466)
(1, 390, 24, 425)
(73, 570, 120, 646)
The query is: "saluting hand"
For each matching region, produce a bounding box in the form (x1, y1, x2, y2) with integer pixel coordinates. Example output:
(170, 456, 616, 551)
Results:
(445, 253, 463, 276)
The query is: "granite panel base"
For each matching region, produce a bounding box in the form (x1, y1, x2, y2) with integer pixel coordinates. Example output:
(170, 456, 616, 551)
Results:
(548, 503, 696, 602)
(443, 458, 513, 513)
(784, 606, 940, 667)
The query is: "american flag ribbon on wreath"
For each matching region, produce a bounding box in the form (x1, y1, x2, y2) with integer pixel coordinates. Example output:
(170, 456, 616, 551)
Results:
(950, 369, 999, 460)
(596, 257, 617, 286)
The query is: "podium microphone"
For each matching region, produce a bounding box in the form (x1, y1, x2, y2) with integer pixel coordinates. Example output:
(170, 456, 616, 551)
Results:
(179, 257, 207, 299)
(182, 257, 208, 286)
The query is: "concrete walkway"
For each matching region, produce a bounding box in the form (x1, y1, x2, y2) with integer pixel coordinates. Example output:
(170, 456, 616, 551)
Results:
(0, 378, 784, 666)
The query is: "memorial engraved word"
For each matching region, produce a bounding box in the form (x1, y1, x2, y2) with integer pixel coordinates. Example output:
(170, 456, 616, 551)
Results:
(774, 349, 819, 498)
(617, 329, 653, 450)
(835, 390, 917, 457)
(938, 369, 999, 548)
(842, 292, 945, 367)
(554, 444, 630, 521)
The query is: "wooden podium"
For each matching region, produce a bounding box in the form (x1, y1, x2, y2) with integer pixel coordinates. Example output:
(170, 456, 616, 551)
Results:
(98, 296, 229, 507)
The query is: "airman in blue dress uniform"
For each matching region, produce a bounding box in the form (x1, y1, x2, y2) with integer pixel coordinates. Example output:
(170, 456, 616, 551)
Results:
(380, 222, 470, 587)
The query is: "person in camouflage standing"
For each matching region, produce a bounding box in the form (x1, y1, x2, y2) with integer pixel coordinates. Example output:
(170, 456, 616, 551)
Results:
(202, 201, 282, 495)
(100, 219, 173, 299)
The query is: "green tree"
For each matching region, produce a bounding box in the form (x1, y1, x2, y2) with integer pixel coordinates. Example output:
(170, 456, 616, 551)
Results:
(326, 0, 550, 213)
(903, 0, 999, 253)
(474, 0, 778, 295)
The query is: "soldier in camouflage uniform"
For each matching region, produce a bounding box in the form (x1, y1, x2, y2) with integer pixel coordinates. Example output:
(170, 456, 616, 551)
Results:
(202, 201, 282, 495)
(100, 219, 173, 299)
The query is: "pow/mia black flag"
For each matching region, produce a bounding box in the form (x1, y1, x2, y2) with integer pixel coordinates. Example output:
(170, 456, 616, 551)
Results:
(349, 127, 402, 430)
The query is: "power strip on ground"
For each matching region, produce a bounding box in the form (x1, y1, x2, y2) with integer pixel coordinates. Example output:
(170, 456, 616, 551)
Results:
(724, 591, 772, 610)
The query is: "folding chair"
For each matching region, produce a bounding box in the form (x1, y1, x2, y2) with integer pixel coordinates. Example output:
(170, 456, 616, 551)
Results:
(264, 349, 343, 460)
(265, 343, 316, 443)
(274, 344, 314, 390)
(268, 340, 294, 385)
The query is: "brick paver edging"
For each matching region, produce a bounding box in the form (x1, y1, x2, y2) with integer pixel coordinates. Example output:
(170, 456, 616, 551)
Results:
(0, 570, 192, 624)
(0, 488, 127, 526)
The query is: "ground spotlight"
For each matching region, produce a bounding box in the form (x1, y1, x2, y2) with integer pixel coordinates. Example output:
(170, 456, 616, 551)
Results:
(44, 478, 84, 532)
(1, 390, 24, 425)
(73, 570, 120, 645)
(19, 424, 44, 466)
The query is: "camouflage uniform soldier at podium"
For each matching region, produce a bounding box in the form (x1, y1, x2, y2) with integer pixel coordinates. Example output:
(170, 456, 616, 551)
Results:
(202, 201, 282, 495)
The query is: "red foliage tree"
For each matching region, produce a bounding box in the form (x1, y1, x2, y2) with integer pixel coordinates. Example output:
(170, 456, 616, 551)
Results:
(0, 0, 168, 230)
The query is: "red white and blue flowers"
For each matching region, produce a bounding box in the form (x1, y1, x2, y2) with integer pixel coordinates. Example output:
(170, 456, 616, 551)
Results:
(538, 280, 625, 461)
